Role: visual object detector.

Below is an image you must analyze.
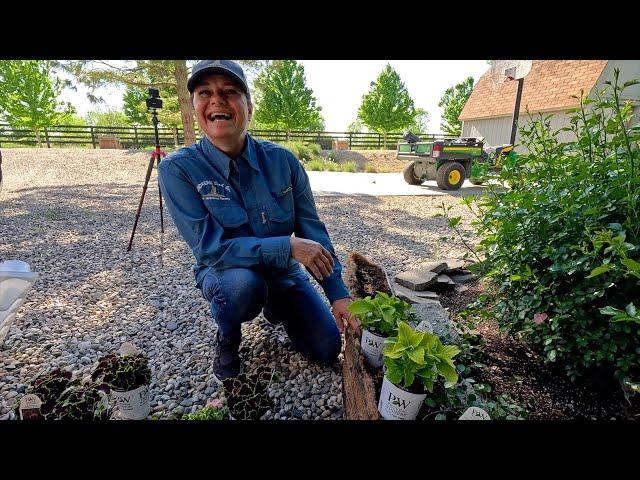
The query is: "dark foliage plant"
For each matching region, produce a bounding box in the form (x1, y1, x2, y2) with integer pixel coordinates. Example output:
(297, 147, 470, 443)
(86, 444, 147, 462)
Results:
(90, 353, 151, 392)
(463, 70, 640, 389)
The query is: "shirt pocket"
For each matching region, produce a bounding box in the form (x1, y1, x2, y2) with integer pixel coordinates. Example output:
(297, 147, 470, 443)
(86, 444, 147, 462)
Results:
(208, 202, 249, 228)
(270, 184, 294, 223)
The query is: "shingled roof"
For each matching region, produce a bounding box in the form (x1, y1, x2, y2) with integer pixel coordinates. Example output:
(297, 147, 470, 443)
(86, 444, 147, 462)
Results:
(459, 60, 608, 121)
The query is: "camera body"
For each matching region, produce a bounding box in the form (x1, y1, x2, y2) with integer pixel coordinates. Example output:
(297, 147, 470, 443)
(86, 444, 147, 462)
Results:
(145, 88, 163, 110)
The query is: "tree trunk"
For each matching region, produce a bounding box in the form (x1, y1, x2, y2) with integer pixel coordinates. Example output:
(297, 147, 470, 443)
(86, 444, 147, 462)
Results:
(34, 128, 42, 148)
(173, 60, 196, 147)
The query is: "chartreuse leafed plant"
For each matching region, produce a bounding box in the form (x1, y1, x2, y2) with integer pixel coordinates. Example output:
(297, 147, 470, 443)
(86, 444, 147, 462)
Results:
(383, 321, 460, 392)
(463, 69, 640, 388)
(348, 291, 413, 336)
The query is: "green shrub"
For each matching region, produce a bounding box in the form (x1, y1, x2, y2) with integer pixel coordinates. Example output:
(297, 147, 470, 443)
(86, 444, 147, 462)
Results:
(183, 405, 229, 420)
(340, 161, 358, 172)
(365, 165, 378, 173)
(468, 69, 640, 387)
(279, 141, 321, 163)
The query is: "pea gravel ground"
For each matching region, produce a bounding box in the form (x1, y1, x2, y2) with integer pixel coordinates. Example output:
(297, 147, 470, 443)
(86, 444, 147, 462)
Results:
(0, 148, 478, 420)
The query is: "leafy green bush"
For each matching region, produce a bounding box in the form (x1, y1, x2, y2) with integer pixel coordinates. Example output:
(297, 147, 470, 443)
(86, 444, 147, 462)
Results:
(469, 69, 640, 386)
(383, 321, 460, 392)
(365, 165, 378, 173)
(183, 405, 229, 420)
(304, 158, 338, 171)
(348, 291, 413, 336)
(279, 141, 321, 162)
(340, 161, 358, 172)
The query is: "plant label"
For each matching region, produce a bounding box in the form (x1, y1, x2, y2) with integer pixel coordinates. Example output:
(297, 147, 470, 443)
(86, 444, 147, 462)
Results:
(119, 342, 139, 357)
(459, 406, 490, 420)
(19, 394, 43, 420)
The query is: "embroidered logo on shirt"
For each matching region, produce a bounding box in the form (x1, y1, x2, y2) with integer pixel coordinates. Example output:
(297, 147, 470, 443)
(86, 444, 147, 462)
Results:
(197, 180, 231, 200)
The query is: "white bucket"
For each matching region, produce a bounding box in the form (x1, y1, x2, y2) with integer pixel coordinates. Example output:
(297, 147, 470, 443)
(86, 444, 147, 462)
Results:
(360, 329, 386, 368)
(112, 384, 150, 420)
(378, 375, 427, 420)
(0, 260, 38, 346)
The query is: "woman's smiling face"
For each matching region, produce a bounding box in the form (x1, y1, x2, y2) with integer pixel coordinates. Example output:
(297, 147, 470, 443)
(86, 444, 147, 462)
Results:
(192, 73, 253, 155)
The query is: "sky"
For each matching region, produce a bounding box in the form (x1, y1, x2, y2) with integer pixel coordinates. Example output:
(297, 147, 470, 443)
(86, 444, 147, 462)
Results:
(58, 60, 491, 134)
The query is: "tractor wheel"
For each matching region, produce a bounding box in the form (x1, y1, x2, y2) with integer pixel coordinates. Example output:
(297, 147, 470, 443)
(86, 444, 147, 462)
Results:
(402, 162, 423, 185)
(436, 162, 465, 190)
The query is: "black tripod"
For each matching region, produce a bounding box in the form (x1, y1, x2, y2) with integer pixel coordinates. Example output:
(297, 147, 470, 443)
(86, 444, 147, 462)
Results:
(127, 89, 166, 251)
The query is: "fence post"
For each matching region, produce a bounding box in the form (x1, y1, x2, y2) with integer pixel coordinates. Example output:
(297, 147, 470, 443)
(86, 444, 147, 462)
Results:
(349, 132, 352, 150)
(377, 133, 381, 149)
(44, 127, 51, 148)
(134, 126, 139, 149)
(90, 126, 96, 149)
(174, 127, 179, 148)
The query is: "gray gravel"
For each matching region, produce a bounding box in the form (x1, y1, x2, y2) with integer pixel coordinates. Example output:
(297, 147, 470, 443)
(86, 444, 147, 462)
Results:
(0, 148, 478, 420)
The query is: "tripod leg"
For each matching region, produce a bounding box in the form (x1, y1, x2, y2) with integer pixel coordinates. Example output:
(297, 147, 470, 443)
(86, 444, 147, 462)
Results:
(157, 155, 164, 233)
(127, 155, 156, 251)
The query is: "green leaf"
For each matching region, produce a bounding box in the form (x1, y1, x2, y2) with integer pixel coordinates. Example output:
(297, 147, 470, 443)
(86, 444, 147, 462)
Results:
(407, 347, 426, 365)
(347, 300, 374, 316)
(586, 264, 612, 278)
(621, 258, 640, 272)
(448, 217, 461, 228)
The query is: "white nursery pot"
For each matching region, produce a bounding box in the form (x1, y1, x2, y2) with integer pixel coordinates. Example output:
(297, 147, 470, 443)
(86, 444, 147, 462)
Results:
(0, 260, 38, 345)
(378, 375, 427, 420)
(112, 384, 150, 420)
(360, 329, 386, 368)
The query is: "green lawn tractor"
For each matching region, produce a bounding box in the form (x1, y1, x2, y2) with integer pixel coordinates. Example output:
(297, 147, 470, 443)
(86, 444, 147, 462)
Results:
(397, 134, 514, 190)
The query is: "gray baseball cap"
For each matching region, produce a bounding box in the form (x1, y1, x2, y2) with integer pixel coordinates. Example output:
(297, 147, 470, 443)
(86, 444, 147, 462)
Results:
(187, 60, 249, 96)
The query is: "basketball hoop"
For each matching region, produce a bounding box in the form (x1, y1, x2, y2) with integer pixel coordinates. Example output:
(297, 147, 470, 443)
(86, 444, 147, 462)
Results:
(489, 60, 532, 91)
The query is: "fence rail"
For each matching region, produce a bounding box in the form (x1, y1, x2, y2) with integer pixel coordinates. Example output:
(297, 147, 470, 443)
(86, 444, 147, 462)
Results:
(0, 124, 457, 150)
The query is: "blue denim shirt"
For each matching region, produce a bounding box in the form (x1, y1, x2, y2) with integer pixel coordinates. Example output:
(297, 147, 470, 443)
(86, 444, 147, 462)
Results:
(157, 134, 350, 303)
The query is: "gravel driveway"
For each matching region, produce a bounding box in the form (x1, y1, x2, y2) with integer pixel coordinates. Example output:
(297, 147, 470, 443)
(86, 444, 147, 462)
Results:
(0, 148, 479, 420)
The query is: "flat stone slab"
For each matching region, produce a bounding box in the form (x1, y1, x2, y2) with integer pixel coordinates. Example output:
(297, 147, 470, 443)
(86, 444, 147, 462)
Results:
(442, 258, 466, 272)
(410, 302, 458, 343)
(414, 261, 448, 274)
(393, 284, 440, 304)
(395, 270, 437, 291)
(449, 273, 478, 284)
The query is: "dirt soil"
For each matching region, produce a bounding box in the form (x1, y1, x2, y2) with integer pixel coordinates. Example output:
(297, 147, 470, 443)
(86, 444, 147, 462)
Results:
(439, 281, 638, 420)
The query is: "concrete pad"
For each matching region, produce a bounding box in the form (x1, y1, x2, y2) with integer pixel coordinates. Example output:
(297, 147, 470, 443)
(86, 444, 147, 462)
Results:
(307, 171, 486, 197)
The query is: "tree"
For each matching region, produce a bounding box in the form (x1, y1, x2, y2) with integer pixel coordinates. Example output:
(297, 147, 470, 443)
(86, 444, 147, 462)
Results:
(54, 60, 267, 147)
(438, 76, 474, 136)
(0, 60, 75, 147)
(86, 109, 131, 127)
(253, 60, 324, 136)
(408, 108, 429, 135)
(358, 64, 416, 148)
(122, 86, 149, 126)
(347, 118, 368, 133)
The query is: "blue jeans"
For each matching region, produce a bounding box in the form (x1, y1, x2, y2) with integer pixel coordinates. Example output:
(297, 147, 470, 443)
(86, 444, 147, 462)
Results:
(200, 263, 342, 365)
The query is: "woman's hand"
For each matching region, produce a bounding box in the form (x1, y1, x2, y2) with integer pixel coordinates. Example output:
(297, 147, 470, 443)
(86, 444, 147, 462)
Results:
(290, 237, 334, 281)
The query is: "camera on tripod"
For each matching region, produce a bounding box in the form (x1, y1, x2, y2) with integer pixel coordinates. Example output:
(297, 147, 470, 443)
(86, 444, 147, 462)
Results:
(145, 88, 163, 110)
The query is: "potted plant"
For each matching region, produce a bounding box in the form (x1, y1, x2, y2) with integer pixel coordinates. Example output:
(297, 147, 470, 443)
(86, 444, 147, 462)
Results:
(348, 291, 413, 368)
(378, 321, 460, 420)
(17, 369, 111, 420)
(91, 343, 152, 420)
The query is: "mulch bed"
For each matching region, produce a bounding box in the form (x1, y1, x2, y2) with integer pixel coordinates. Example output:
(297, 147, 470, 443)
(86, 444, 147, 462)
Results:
(439, 281, 639, 420)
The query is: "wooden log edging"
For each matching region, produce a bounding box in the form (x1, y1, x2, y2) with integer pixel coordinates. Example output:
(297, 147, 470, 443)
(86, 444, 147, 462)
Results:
(342, 252, 395, 420)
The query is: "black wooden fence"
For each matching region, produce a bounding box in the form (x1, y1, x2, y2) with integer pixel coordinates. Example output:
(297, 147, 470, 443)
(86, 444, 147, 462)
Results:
(0, 123, 457, 150)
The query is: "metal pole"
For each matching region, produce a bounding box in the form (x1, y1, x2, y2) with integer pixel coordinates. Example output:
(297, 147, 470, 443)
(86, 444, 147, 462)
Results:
(152, 111, 164, 233)
(509, 78, 524, 145)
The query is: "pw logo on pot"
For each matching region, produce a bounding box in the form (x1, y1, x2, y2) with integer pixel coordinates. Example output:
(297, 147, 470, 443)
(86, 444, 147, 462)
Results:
(388, 393, 411, 409)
